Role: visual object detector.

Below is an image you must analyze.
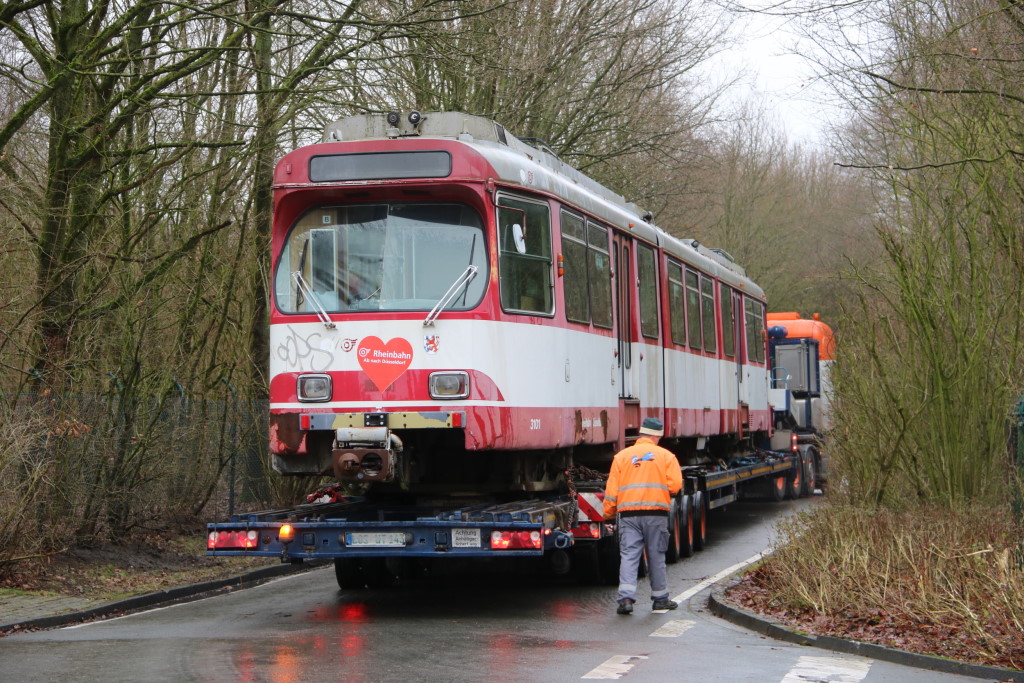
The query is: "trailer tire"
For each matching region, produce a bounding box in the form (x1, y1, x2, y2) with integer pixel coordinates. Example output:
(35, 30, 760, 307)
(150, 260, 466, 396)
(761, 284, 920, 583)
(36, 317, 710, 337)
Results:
(665, 497, 681, 564)
(334, 558, 365, 590)
(362, 557, 399, 589)
(680, 494, 695, 558)
(692, 490, 707, 551)
(598, 535, 620, 586)
(784, 462, 800, 500)
(799, 447, 817, 497)
(572, 543, 603, 584)
(771, 474, 786, 502)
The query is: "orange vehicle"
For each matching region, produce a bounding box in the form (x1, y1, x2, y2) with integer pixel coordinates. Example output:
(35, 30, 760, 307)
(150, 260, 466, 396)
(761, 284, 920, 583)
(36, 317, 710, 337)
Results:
(766, 312, 834, 493)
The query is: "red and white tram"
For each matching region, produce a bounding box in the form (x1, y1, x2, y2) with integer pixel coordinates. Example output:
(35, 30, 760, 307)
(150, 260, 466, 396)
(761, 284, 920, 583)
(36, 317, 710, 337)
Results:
(267, 111, 770, 495)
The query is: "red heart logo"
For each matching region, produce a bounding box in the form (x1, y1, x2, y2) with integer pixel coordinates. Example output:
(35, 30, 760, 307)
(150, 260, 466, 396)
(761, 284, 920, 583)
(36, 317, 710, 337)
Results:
(357, 336, 414, 391)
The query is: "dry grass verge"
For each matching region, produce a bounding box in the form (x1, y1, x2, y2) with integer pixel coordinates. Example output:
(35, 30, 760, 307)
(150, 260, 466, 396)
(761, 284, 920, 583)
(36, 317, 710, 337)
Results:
(728, 503, 1024, 670)
(0, 530, 275, 603)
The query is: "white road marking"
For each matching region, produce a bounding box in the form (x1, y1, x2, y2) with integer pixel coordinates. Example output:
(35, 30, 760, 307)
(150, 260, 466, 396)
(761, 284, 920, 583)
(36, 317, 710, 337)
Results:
(780, 655, 872, 682)
(649, 619, 695, 638)
(582, 655, 649, 679)
(670, 552, 764, 604)
(61, 571, 311, 629)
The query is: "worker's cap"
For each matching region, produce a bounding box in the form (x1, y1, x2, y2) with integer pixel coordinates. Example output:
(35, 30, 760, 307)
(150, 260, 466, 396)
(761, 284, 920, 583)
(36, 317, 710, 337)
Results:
(639, 417, 664, 437)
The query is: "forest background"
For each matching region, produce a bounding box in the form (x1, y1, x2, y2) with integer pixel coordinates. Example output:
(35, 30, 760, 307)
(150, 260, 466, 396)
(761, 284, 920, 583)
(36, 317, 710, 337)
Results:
(0, 0, 1023, 662)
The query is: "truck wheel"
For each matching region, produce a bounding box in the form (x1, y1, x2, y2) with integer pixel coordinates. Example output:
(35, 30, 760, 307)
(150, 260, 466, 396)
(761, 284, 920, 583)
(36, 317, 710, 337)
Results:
(665, 497, 681, 564)
(334, 558, 365, 590)
(680, 494, 695, 558)
(692, 490, 707, 551)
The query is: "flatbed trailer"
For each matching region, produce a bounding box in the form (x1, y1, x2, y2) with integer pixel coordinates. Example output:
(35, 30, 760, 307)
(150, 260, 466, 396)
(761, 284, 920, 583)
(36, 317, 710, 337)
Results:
(207, 449, 802, 586)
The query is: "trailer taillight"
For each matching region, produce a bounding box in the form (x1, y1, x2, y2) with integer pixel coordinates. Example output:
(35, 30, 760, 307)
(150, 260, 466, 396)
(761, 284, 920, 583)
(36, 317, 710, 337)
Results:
(571, 522, 602, 539)
(791, 433, 798, 452)
(208, 530, 259, 550)
(490, 530, 543, 550)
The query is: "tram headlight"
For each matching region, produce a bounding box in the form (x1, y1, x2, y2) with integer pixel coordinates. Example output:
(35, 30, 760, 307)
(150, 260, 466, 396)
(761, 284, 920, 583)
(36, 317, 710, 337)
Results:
(297, 374, 332, 402)
(428, 371, 469, 399)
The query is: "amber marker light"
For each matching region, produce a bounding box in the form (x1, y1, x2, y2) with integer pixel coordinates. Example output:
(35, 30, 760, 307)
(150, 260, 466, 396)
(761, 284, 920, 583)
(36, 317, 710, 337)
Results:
(279, 524, 295, 542)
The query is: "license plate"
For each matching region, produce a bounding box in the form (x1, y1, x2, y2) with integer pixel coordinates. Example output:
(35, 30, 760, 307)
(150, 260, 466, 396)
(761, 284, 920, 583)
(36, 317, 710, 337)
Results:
(346, 532, 406, 547)
(451, 528, 481, 548)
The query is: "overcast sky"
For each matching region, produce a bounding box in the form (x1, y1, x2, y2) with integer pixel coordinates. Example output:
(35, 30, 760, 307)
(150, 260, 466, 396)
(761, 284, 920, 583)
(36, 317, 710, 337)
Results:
(702, 11, 838, 146)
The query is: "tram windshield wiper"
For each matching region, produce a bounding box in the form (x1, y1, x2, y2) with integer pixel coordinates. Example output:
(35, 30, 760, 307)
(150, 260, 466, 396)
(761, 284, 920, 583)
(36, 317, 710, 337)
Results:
(291, 271, 336, 329)
(423, 265, 478, 327)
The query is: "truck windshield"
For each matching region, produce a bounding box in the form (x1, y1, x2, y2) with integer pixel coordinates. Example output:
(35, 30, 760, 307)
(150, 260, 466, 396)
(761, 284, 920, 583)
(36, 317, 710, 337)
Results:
(274, 203, 486, 313)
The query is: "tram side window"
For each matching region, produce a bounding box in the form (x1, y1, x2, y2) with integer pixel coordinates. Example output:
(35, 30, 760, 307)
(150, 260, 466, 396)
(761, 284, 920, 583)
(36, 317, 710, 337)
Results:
(721, 285, 735, 358)
(637, 243, 659, 339)
(561, 210, 588, 324)
(685, 269, 702, 350)
(587, 221, 613, 329)
(745, 298, 766, 363)
(667, 260, 686, 345)
(498, 195, 553, 314)
(701, 276, 717, 354)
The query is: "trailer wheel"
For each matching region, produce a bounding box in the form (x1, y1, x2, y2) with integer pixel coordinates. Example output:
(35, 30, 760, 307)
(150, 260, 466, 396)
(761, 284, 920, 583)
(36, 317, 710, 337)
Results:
(784, 462, 800, 500)
(362, 557, 399, 589)
(799, 447, 817, 497)
(692, 490, 707, 551)
(572, 543, 603, 584)
(334, 558, 365, 590)
(665, 497, 681, 564)
(679, 494, 695, 558)
(598, 534, 620, 586)
(771, 474, 786, 502)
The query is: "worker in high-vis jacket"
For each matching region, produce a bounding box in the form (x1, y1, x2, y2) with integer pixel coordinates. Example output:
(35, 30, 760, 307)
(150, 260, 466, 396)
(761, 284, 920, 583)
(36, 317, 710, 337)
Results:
(603, 417, 683, 615)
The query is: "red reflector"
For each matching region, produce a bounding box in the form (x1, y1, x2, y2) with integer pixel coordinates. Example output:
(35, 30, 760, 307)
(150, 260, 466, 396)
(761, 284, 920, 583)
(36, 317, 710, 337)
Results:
(300, 414, 311, 430)
(490, 530, 542, 550)
(571, 523, 601, 539)
(451, 412, 463, 428)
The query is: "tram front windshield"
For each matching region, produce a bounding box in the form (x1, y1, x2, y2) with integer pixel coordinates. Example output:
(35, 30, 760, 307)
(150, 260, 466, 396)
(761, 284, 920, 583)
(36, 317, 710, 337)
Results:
(275, 203, 486, 313)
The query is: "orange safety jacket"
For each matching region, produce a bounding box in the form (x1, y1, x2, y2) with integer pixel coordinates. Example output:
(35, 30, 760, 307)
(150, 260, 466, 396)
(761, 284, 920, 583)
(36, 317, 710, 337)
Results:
(603, 437, 683, 519)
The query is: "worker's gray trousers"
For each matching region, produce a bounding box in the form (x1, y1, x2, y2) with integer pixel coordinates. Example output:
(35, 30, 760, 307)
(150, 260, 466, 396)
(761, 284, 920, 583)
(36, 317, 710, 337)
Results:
(616, 514, 670, 603)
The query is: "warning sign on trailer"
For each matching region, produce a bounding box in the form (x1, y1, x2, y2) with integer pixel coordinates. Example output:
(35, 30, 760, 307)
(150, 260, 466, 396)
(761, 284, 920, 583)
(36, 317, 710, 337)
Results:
(452, 528, 481, 548)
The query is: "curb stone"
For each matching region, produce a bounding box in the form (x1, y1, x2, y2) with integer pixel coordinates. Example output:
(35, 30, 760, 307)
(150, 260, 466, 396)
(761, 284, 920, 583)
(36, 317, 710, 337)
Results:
(0, 560, 329, 635)
(708, 575, 1024, 682)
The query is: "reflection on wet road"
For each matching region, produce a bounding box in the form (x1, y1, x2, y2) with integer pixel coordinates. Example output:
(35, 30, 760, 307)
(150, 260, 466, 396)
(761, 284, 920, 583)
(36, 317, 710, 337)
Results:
(0, 499, 974, 682)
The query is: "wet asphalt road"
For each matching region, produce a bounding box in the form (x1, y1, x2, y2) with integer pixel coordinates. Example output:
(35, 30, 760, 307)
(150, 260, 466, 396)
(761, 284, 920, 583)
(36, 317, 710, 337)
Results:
(0, 498, 982, 682)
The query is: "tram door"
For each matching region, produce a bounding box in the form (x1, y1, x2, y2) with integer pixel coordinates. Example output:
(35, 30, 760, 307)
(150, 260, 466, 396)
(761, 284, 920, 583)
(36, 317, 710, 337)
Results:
(720, 286, 745, 431)
(613, 234, 636, 399)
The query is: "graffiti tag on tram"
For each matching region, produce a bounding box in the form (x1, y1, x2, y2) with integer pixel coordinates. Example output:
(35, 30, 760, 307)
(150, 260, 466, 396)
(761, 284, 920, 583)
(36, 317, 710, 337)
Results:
(275, 325, 339, 372)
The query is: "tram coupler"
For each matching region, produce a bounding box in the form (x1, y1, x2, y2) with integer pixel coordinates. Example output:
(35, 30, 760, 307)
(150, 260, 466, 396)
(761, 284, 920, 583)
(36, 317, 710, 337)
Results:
(332, 427, 402, 482)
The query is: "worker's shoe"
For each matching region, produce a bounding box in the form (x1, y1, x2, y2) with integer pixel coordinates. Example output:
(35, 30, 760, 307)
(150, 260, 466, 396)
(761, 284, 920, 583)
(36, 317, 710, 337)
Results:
(616, 599, 634, 615)
(652, 598, 678, 611)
